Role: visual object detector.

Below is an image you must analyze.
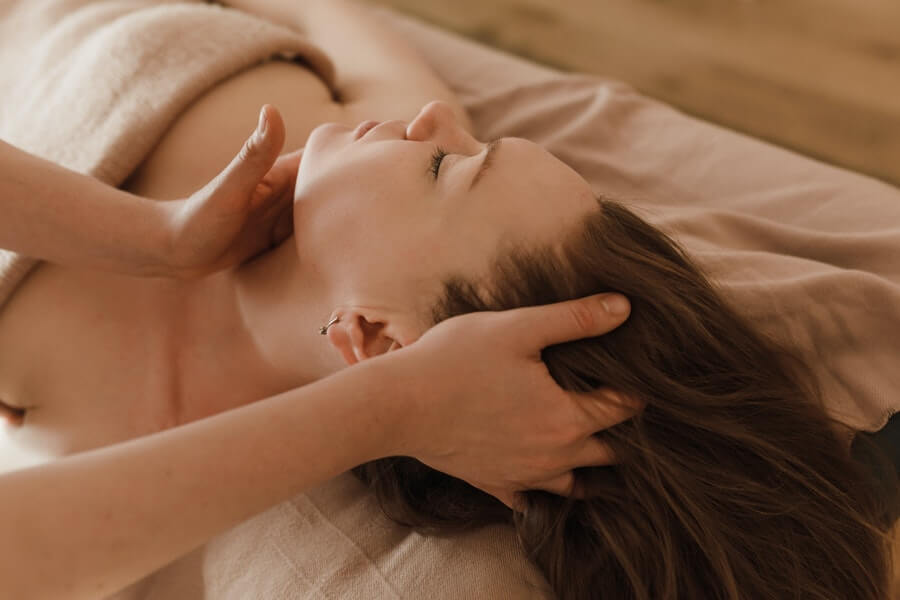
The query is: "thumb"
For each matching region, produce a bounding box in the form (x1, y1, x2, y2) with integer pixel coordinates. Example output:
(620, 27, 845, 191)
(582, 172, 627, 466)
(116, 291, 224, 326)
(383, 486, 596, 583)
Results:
(210, 104, 286, 202)
(518, 292, 631, 350)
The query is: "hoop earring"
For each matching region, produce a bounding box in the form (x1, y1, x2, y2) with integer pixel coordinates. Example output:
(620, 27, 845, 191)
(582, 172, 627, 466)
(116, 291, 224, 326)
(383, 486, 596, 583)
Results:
(319, 316, 340, 335)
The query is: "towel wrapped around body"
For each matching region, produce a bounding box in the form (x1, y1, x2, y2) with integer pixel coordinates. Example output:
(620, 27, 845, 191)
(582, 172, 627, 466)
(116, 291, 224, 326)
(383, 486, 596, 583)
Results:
(0, 0, 334, 308)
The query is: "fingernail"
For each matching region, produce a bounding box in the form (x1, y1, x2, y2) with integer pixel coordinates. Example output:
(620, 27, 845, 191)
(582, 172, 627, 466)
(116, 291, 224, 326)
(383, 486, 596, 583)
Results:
(602, 294, 629, 315)
(256, 107, 268, 137)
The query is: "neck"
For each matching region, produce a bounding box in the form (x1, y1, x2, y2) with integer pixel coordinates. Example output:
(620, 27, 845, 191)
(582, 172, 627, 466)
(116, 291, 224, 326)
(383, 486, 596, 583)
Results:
(173, 238, 344, 423)
(236, 236, 344, 381)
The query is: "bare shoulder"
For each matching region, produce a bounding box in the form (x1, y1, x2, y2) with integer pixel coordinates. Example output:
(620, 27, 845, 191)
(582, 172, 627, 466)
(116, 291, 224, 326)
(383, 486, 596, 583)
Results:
(219, 0, 472, 131)
(125, 59, 343, 200)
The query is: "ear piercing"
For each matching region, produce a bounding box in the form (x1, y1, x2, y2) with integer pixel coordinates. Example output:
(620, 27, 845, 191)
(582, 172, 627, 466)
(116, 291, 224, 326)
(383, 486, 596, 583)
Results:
(319, 316, 340, 335)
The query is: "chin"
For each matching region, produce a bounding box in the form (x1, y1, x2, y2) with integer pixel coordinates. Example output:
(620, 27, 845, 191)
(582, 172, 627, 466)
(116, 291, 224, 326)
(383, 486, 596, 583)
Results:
(304, 121, 351, 158)
(290, 197, 331, 265)
(295, 123, 349, 194)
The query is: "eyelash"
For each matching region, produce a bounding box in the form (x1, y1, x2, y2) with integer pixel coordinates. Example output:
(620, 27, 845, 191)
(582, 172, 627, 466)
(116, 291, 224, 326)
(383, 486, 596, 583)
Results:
(429, 146, 448, 179)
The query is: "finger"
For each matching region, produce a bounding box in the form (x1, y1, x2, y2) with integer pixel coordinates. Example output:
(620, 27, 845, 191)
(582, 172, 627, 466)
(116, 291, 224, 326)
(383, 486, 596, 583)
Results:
(532, 471, 584, 499)
(513, 293, 631, 350)
(271, 204, 294, 245)
(276, 147, 304, 173)
(575, 388, 644, 431)
(265, 148, 304, 192)
(209, 104, 286, 203)
(482, 487, 525, 512)
(564, 435, 618, 469)
(251, 148, 303, 215)
(249, 180, 274, 210)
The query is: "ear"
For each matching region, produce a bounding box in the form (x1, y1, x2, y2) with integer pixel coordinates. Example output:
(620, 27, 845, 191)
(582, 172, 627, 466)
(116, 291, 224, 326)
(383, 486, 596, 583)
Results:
(325, 309, 407, 366)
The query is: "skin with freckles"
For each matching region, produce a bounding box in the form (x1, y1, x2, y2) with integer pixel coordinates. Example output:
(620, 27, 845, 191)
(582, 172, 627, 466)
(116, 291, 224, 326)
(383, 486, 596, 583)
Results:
(292, 101, 599, 364)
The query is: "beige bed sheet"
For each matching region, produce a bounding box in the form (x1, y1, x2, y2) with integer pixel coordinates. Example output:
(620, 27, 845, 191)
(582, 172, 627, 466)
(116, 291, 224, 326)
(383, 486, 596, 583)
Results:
(113, 5, 900, 599)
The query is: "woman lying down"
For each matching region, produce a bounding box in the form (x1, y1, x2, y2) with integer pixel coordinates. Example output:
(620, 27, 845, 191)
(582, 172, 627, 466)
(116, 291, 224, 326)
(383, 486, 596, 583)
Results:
(1, 1, 895, 598)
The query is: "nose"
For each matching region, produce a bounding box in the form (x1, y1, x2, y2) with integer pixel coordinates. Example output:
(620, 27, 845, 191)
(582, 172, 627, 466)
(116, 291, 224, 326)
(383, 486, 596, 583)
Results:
(406, 101, 479, 151)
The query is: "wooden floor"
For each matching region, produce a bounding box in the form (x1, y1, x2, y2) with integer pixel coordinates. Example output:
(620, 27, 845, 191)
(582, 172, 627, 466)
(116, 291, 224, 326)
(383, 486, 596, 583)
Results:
(364, 0, 900, 188)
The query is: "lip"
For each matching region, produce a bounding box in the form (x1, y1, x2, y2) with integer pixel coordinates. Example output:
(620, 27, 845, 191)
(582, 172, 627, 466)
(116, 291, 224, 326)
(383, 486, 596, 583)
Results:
(353, 120, 380, 140)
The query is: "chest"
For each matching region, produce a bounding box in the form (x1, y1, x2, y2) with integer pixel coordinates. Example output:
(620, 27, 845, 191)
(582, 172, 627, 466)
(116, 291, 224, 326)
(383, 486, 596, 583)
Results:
(0, 264, 182, 459)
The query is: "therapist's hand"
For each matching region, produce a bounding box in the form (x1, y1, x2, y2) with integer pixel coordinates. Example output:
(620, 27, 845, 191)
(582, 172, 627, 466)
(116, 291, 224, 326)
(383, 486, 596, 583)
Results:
(388, 292, 643, 511)
(159, 104, 300, 279)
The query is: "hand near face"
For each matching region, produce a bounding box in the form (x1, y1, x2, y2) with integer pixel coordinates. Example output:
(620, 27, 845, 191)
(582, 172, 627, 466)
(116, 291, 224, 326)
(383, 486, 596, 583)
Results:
(160, 105, 301, 279)
(382, 292, 644, 511)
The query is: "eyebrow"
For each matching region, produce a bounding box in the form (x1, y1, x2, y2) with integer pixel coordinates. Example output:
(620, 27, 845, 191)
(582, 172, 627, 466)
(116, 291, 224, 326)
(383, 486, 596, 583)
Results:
(467, 138, 503, 191)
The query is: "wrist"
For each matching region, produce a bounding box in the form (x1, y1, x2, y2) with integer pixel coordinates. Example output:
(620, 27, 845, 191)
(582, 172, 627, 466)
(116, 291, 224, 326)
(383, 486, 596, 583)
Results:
(137, 199, 204, 279)
(366, 350, 433, 460)
(82, 188, 174, 278)
(134, 198, 179, 278)
(349, 352, 423, 461)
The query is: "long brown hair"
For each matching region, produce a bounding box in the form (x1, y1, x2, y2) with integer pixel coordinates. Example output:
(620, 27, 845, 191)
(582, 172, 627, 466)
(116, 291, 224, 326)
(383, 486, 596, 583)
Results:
(352, 197, 897, 599)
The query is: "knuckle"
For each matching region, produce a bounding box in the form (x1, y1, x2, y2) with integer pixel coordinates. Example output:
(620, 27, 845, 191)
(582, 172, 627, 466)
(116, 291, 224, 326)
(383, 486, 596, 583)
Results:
(600, 389, 645, 419)
(605, 388, 640, 408)
(567, 301, 597, 333)
(530, 451, 559, 476)
(239, 136, 260, 162)
(238, 142, 253, 163)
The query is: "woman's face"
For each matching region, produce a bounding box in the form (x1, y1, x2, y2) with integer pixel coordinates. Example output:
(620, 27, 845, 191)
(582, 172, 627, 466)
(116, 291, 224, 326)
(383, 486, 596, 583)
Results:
(293, 101, 596, 326)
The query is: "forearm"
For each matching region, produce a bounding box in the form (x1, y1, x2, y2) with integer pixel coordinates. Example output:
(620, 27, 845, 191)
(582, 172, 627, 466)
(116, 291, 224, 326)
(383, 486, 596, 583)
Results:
(0, 359, 401, 599)
(0, 139, 166, 274)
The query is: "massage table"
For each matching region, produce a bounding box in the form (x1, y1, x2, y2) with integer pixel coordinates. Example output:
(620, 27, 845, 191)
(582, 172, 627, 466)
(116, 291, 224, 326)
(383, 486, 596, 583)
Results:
(0, 2, 896, 597)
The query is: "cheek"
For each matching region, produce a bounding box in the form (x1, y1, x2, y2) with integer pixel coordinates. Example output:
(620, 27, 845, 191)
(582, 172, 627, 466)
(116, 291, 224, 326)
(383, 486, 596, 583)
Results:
(294, 190, 367, 259)
(294, 182, 401, 260)
(292, 153, 437, 263)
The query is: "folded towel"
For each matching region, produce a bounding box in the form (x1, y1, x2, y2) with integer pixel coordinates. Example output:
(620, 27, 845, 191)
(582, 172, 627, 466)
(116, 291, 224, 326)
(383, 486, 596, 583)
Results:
(0, 0, 334, 309)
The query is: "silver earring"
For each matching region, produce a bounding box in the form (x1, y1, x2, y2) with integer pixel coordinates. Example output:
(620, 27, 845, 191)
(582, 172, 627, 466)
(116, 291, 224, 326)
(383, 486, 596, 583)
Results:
(319, 316, 340, 335)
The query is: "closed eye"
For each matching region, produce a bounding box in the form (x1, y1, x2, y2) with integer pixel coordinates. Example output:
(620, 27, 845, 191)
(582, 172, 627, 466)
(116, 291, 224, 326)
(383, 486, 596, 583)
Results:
(429, 146, 448, 179)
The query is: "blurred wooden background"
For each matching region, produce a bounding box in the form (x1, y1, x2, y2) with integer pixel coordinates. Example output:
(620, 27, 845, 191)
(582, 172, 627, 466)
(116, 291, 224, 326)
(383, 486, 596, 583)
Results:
(364, 0, 900, 188)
